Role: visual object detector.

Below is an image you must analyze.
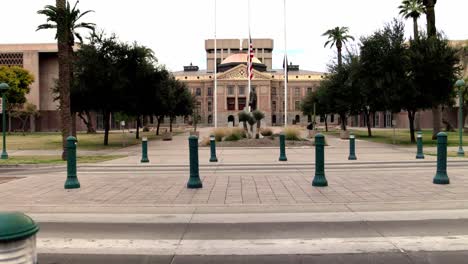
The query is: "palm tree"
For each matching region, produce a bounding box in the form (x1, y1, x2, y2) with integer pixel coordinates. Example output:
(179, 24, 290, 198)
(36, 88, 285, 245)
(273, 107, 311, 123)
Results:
(322, 27, 355, 67)
(420, 0, 439, 139)
(252, 110, 265, 139)
(37, 0, 94, 160)
(399, 0, 425, 40)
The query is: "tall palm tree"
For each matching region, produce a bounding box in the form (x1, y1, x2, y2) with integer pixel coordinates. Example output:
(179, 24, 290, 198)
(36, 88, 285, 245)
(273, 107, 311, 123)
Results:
(420, 0, 439, 139)
(37, 0, 94, 160)
(322, 27, 355, 67)
(399, 0, 426, 40)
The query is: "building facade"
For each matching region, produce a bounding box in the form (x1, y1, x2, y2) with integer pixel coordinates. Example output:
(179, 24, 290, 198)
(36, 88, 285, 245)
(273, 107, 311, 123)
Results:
(174, 39, 333, 127)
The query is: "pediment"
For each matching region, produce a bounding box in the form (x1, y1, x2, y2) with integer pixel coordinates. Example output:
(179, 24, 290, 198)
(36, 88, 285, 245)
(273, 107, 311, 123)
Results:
(217, 64, 271, 80)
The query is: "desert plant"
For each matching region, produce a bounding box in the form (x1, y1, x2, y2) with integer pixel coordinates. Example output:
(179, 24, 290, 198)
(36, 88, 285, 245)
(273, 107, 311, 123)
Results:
(224, 133, 242, 141)
(247, 114, 256, 134)
(260, 128, 273, 137)
(252, 110, 265, 139)
(283, 127, 301, 141)
(231, 127, 247, 138)
(213, 127, 228, 142)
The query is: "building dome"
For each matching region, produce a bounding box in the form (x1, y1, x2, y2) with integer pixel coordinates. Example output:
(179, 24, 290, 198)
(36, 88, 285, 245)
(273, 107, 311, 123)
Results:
(221, 53, 262, 65)
(218, 53, 267, 72)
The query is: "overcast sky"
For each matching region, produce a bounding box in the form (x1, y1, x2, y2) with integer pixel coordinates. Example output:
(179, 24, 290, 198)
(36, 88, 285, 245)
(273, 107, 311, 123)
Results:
(1, 0, 466, 72)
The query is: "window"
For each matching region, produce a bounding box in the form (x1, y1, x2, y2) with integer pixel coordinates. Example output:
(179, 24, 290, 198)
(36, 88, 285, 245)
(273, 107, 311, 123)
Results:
(374, 113, 380, 127)
(271, 87, 277, 96)
(320, 115, 325, 123)
(272, 101, 277, 112)
(238, 86, 245, 95)
(330, 114, 335, 123)
(295, 101, 301, 111)
(307, 87, 312, 94)
(208, 115, 213, 124)
(196, 88, 201, 96)
(196, 101, 202, 113)
(227, 86, 234, 95)
(308, 115, 312, 123)
(238, 98, 246, 110)
(227, 98, 236, 110)
(207, 87, 213, 96)
(295, 88, 300, 97)
(208, 101, 212, 112)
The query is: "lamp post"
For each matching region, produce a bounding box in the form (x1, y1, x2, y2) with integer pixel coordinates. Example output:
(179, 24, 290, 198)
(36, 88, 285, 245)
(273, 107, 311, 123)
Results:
(0, 83, 9, 160)
(456, 79, 465, 157)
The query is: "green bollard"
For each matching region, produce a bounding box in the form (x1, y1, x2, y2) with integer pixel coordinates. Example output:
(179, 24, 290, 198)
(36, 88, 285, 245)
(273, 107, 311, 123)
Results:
(416, 132, 425, 159)
(187, 135, 203, 189)
(348, 133, 357, 160)
(0, 212, 40, 262)
(278, 133, 288, 161)
(209, 135, 218, 162)
(312, 133, 328, 187)
(141, 137, 149, 163)
(433, 132, 449, 185)
(64, 136, 80, 189)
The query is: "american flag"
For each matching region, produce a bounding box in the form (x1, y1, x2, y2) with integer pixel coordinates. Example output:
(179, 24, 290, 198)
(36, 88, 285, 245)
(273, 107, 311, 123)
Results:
(248, 36, 254, 80)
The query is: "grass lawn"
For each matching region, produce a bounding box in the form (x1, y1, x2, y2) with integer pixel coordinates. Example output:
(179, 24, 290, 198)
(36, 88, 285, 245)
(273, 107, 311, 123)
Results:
(2, 131, 166, 150)
(323, 129, 468, 147)
(0, 155, 126, 165)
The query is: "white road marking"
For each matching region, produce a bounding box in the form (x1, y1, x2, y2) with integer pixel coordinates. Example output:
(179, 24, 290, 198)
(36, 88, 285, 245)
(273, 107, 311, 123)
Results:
(38, 235, 468, 255)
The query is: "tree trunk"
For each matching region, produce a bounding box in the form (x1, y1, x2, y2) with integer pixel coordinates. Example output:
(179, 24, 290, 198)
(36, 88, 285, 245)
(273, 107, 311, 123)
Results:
(71, 112, 77, 137)
(337, 44, 343, 67)
(408, 110, 416, 143)
(340, 113, 347, 131)
(136, 116, 141, 139)
(324, 114, 328, 132)
(77, 111, 96, 133)
(156, 116, 162, 136)
(424, 0, 437, 38)
(169, 116, 173, 132)
(432, 105, 441, 139)
(57, 0, 72, 160)
(412, 17, 419, 40)
(103, 111, 110, 146)
(365, 111, 372, 137)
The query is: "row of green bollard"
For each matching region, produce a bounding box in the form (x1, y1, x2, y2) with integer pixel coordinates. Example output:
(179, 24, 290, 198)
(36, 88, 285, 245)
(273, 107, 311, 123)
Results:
(62, 131, 451, 191)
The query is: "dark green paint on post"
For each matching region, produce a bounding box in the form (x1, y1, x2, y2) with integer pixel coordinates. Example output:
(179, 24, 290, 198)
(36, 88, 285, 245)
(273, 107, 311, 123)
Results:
(433, 132, 449, 185)
(141, 138, 149, 163)
(209, 135, 218, 162)
(416, 131, 425, 159)
(187, 135, 203, 189)
(278, 133, 287, 161)
(312, 133, 328, 187)
(64, 136, 80, 189)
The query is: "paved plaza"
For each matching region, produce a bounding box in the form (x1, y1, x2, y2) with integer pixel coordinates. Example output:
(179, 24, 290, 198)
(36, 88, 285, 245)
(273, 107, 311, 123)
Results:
(1, 128, 468, 263)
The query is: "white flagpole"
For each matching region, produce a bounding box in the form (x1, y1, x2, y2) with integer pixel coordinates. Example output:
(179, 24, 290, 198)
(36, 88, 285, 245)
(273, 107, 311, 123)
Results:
(283, 0, 288, 127)
(214, 0, 218, 128)
(247, 0, 251, 112)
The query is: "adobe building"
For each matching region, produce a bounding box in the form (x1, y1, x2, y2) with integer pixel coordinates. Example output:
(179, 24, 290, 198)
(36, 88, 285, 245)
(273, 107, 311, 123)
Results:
(173, 38, 333, 127)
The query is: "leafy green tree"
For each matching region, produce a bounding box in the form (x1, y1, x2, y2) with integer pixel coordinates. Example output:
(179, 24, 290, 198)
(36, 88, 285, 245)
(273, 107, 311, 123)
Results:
(301, 88, 332, 132)
(0, 66, 34, 111)
(252, 110, 265, 139)
(10, 103, 39, 134)
(37, 0, 94, 159)
(409, 34, 460, 138)
(399, 0, 425, 40)
(322, 27, 355, 67)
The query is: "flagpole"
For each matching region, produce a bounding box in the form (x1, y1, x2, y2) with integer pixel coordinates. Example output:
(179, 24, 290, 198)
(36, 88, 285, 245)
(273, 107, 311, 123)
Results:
(247, 0, 251, 112)
(283, 0, 288, 127)
(214, 0, 218, 128)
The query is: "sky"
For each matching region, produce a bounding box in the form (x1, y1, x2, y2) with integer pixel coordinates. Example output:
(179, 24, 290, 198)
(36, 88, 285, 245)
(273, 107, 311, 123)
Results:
(1, 0, 467, 72)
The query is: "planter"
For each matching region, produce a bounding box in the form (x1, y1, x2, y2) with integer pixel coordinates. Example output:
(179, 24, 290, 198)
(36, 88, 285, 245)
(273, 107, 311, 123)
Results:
(163, 132, 173, 141)
(340, 130, 350, 139)
(190, 131, 200, 137)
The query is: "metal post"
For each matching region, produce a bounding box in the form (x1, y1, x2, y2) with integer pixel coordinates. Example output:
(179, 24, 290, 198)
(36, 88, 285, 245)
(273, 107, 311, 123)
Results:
(187, 135, 203, 188)
(456, 80, 465, 156)
(64, 136, 80, 189)
(1, 90, 8, 160)
(278, 133, 287, 161)
(348, 133, 357, 160)
(312, 133, 328, 187)
(433, 132, 449, 185)
(416, 131, 425, 159)
(141, 137, 149, 163)
(209, 135, 218, 162)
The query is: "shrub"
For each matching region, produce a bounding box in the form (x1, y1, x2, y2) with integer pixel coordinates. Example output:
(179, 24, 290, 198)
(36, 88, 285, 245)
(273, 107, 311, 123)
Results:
(231, 127, 247, 138)
(213, 128, 228, 142)
(225, 133, 242, 141)
(283, 127, 301, 141)
(200, 137, 210, 146)
(260, 128, 273, 137)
